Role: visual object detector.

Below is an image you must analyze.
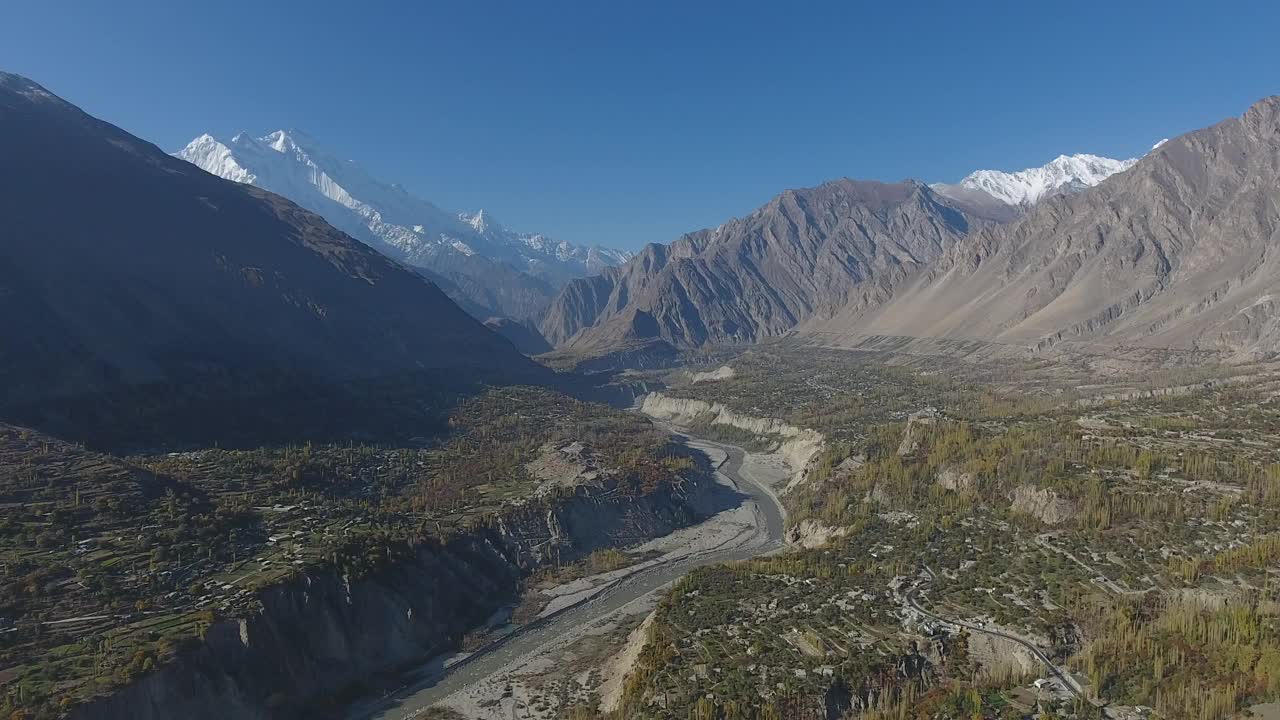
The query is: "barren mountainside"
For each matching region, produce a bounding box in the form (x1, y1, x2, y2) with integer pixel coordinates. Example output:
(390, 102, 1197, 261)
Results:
(0, 72, 539, 439)
(812, 95, 1280, 360)
(541, 179, 976, 352)
(547, 96, 1280, 363)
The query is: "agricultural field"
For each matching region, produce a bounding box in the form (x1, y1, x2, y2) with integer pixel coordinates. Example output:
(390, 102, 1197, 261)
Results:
(612, 348, 1280, 720)
(0, 386, 703, 718)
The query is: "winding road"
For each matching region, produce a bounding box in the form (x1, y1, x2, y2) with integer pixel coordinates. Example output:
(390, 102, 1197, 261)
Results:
(905, 566, 1090, 702)
(347, 432, 786, 720)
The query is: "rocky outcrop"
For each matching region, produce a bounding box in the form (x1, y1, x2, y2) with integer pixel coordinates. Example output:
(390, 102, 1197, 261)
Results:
(638, 392, 824, 490)
(71, 536, 522, 720)
(936, 466, 975, 492)
(689, 365, 735, 383)
(598, 609, 657, 714)
(1009, 485, 1077, 525)
(70, 469, 717, 720)
(785, 519, 852, 549)
(966, 629, 1040, 677)
(896, 411, 938, 457)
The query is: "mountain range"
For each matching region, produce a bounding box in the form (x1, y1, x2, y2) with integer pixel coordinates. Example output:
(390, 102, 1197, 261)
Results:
(546, 99, 1280, 364)
(5, 63, 1276, 435)
(175, 123, 1147, 359)
(820, 99, 1280, 358)
(176, 131, 632, 323)
(0, 72, 541, 446)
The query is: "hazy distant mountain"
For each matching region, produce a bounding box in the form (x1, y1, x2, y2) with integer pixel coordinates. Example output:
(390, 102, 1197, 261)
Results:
(542, 179, 977, 355)
(812, 96, 1280, 360)
(0, 72, 540, 444)
(176, 131, 631, 321)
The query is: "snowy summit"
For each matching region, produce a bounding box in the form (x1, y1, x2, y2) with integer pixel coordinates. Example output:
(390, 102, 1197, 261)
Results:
(941, 153, 1138, 208)
(174, 130, 632, 283)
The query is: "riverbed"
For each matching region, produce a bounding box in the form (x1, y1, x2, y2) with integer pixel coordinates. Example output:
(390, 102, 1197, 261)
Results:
(346, 431, 789, 720)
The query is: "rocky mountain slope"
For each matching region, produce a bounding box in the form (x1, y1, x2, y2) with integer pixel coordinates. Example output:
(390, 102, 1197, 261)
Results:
(0, 72, 540, 442)
(176, 131, 631, 321)
(547, 98, 1280, 364)
(811, 96, 1280, 360)
(541, 179, 977, 354)
(484, 317, 554, 355)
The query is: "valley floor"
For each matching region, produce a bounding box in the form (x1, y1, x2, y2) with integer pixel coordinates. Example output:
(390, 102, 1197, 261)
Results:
(586, 347, 1280, 720)
(350, 434, 790, 720)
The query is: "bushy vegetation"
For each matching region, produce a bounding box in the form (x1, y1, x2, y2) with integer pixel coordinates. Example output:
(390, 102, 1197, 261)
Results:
(1077, 594, 1280, 720)
(0, 386, 707, 718)
(629, 348, 1280, 718)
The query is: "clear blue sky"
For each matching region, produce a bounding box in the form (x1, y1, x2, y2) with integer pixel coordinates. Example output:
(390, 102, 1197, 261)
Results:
(4, 0, 1278, 250)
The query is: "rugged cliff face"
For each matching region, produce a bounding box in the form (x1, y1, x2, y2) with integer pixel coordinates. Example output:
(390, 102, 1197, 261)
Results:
(639, 392, 825, 496)
(69, 473, 716, 720)
(541, 180, 976, 353)
(796, 97, 1280, 360)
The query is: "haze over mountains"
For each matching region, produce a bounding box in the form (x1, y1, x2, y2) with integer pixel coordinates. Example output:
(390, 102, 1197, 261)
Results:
(0, 72, 540, 445)
(176, 131, 632, 323)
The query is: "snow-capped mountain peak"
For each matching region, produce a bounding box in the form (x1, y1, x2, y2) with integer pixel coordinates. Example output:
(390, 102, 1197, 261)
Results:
(266, 131, 291, 153)
(949, 152, 1138, 207)
(178, 133, 257, 184)
(174, 130, 633, 286)
(462, 209, 493, 233)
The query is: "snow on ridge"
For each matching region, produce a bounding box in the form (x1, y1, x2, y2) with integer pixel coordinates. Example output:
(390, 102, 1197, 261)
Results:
(173, 130, 631, 281)
(177, 134, 257, 185)
(953, 152, 1138, 207)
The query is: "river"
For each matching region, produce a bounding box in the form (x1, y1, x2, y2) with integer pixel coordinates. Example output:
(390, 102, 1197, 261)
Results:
(346, 431, 787, 720)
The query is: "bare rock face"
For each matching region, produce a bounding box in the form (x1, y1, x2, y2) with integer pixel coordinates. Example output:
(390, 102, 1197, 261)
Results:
(935, 467, 975, 492)
(785, 519, 852, 549)
(1009, 485, 1076, 525)
(541, 180, 977, 352)
(689, 365, 736, 383)
(815, 95, 1280, 360)
(896, 412, 938, 457)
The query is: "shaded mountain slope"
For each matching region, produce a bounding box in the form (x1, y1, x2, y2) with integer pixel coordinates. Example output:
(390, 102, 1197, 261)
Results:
(0, 72, 542, 446)
(484, 317, 553, 355)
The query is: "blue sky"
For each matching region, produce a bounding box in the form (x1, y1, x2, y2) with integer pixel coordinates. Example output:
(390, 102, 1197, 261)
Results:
(3, 0, 1278, 250)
